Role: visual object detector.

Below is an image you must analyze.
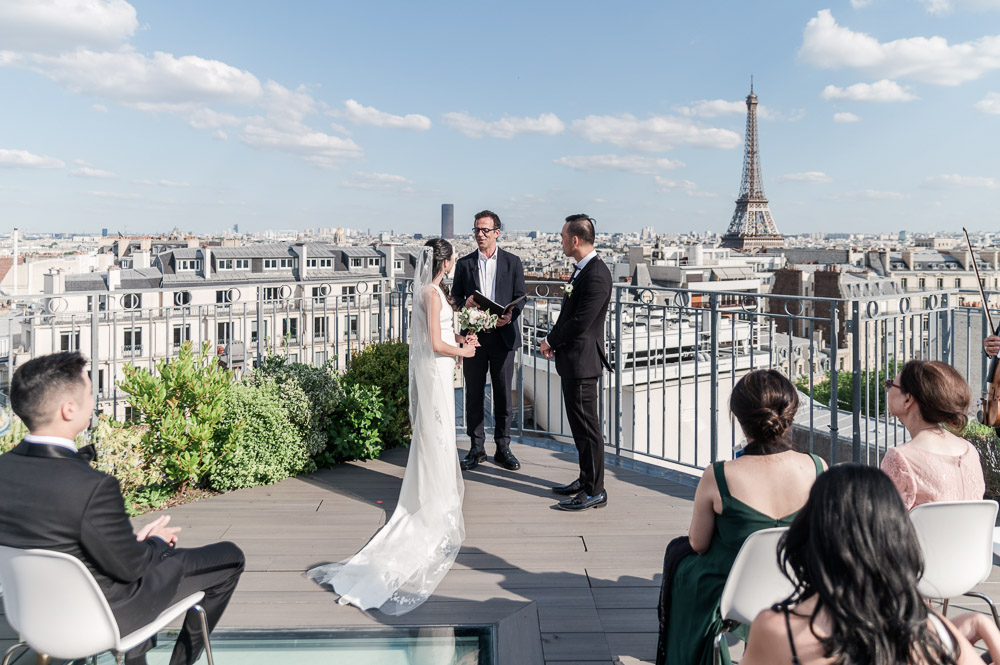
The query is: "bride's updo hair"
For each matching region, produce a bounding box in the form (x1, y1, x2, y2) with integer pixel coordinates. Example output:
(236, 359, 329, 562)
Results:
(424, 238, 456, 311)
(730, 369, 798, 455)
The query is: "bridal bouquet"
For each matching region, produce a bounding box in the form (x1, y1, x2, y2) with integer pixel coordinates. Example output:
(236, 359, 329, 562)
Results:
(459, 306, 499, 333)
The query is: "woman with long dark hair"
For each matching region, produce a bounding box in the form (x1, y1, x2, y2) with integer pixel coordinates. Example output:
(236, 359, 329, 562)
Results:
(308, 238, 479, 615)
(881, 359, 984, 510)
(741, 464, 992, 665)
(660, 369, 826, 665)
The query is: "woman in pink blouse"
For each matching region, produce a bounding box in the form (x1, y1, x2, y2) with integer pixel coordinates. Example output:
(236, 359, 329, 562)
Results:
(881, 360, 985, 510)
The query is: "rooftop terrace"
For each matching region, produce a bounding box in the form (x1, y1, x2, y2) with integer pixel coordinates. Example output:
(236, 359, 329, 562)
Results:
(5, 437, 1000, 664)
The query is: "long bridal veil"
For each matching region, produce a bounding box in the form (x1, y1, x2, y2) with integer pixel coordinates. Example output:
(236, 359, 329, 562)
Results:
(307, 246, 465, 616)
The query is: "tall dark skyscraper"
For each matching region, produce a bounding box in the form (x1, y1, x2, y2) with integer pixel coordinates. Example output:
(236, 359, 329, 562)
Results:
(441, 204, 454, 239)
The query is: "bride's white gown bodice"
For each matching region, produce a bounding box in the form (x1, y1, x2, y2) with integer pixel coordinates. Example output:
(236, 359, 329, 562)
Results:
(307, 284, 465, 616)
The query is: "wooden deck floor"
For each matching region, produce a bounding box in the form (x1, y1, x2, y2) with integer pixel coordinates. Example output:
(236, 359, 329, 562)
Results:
(5, 439, 1000, 664)
(166, 440, 694, 665)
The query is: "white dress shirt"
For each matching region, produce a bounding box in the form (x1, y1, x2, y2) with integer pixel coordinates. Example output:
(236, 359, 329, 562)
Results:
(478, 248, 499, 301)
(23, 433, 78, 452)
(571, 249, 598, 281)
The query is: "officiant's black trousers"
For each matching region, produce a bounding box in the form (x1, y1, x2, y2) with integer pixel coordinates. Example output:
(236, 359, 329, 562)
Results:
(121, 541, 246, 665)
(463, 333, 515, 454)
(562, 376, 605, 496)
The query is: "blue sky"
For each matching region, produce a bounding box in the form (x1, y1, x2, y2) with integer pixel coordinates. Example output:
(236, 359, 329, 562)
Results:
(1, 0, 999, 236)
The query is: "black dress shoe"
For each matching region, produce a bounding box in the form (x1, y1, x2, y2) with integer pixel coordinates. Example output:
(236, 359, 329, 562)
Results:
(494, 448, 521, 471)
(460, 450, 487, 470)
(551, 479, 583, 495)
(557, 490, 608, 511)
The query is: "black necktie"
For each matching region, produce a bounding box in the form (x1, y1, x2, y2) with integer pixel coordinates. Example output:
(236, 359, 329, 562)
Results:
(77, 444, 98, 464)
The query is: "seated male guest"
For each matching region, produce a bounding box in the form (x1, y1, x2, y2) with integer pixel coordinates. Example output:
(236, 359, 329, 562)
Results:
(0, 352, 245, 665)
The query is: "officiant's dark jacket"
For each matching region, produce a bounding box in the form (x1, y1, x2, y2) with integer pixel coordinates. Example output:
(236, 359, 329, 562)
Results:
(546, 256, 613, 380)
(452, 247, 527, 350)
(0, 440, 184, 624)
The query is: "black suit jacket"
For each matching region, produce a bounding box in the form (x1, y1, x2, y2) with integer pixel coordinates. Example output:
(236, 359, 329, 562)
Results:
(451, 247, 527, 350)
(547, 255, 613, 380)
(0, 440, 184, 620)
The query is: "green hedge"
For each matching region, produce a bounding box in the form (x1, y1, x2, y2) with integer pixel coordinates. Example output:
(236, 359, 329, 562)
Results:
(342, 341, 410, 449)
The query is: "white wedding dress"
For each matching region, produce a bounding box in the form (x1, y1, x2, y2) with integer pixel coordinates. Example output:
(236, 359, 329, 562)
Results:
(308, 252, 465, 616)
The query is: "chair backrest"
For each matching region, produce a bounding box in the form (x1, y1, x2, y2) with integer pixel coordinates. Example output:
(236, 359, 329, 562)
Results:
(719, 527, 795, 626)
(0, 546, 120, 659)
(910, 500, 999, 600)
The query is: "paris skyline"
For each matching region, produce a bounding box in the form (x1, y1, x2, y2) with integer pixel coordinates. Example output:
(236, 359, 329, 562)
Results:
(1, 0, 1000, 237)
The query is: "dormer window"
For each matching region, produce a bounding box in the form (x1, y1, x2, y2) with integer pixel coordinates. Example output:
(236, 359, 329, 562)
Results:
(350, 258, 363, 267)
(264, 259, 279, 270)
(177, 259, 202, 271)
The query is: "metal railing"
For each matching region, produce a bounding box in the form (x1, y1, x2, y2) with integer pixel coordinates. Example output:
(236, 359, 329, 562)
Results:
(2, 281, 991, 471)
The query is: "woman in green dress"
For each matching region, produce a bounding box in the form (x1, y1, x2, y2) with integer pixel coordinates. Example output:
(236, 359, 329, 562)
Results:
(662, 369, 825, 665)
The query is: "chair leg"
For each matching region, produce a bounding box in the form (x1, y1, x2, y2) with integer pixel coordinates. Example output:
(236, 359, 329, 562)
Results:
(943, 598, 950, 616)
(192, 604, 215, 665)
(34, 654, 50, 665)
(1, 644, 29, 665)
(965, 591, 1000, 631)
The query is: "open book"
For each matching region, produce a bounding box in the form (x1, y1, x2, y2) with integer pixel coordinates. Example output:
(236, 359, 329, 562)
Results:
(472, 290, 526, 317)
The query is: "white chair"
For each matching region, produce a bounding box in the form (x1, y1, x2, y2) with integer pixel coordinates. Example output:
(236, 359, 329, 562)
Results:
(713, 526, 795, 665)
(910, 500, 1000, 628)
(0, 546, 214, 665)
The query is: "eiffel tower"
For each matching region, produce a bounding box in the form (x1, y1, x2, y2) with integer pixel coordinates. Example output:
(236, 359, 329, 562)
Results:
(720, 82, 784, 251)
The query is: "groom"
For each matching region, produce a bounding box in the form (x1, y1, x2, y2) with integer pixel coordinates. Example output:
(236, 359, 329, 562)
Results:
(452, 210, 527, 472)
(540, 214, 613, 511)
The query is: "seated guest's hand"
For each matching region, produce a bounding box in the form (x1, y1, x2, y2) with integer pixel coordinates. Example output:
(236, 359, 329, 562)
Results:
(136, 515, 181, 546)
(986, 335, 1000, 357)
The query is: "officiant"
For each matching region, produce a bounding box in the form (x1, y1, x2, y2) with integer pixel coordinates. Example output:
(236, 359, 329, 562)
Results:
(452, 210, 527, 472)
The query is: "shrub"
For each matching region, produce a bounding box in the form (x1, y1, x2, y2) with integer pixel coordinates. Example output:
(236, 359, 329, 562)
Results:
(91, 416, 162, 499)
(0, 414, 29, 453)
(342, 341, 410, 448)
(118, 341, 237, 489)
(249, 353, 344, 457)
(960, 421, 1000, 502)
(326, 382, 385, 464)
(209, 378, 311, 490)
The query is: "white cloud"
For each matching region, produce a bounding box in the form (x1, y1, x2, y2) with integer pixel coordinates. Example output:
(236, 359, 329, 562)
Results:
(821, 79, 917, 102)
(185, 107, 243, 130)
(655, 177, 718, 198)
(799, 9, 1000, 85)
(87, 190, 140, 199)
(443, 112, 565, 139)
(0, 0, 137, 54)
(571, 114, 741, 152)
(916, 0, 1000, 15)
(851, 0, 874, 6)
(341, 171, 415, 191)
(338, 99, 430, 131)
(0, 148, 64, 169)
(91, 103, 107, 112)
(70, 166, 116, 178)
(833, 112, 862, 122)
(975, 92, 1000, 113)
(554, 154, 684, 174)
(675, 99, 746, 118)
(15, 49, 263, 105)
(775, 171, 833, 183)
(674, 99, 794, 121)
(158, 179, 191, 188)
(239, 83, 363, 167)
(924, 173, 999, 188)
(843, 189, 907, 200)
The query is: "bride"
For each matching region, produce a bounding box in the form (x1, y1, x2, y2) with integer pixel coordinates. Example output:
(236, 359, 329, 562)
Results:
(307, 238, 478, 615)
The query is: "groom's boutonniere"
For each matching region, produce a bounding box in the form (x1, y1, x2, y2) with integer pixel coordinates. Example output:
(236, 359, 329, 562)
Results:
(562, 283, 574, 298)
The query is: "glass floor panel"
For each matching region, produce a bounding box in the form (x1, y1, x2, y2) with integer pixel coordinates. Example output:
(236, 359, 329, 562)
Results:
(95, 627, 493, 665)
